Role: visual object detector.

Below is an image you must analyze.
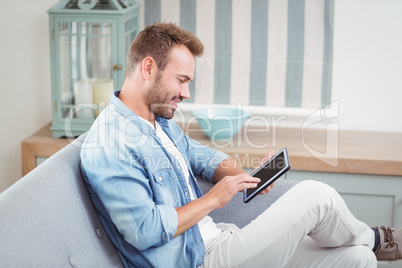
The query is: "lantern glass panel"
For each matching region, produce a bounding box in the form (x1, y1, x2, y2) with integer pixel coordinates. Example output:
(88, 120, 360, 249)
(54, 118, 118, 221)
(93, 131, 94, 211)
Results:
(124, 16, 137, 56)
(57, 20, 114, 120)
(59, 34, 72, 118)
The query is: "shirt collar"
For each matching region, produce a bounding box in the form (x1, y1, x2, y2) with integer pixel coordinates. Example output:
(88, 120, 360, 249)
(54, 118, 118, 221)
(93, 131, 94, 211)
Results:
(110, 90, 170, 136)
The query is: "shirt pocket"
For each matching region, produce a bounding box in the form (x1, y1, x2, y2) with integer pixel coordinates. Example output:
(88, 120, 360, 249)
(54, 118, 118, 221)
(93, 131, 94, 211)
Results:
(151, 169, 181, 207)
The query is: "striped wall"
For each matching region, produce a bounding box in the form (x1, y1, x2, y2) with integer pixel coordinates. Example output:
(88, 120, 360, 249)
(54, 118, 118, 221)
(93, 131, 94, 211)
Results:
(136, 0, 333, 108)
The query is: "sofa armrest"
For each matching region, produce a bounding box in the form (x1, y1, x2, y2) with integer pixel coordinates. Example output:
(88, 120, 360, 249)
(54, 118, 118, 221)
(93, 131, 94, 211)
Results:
(197, 178, 298, 228)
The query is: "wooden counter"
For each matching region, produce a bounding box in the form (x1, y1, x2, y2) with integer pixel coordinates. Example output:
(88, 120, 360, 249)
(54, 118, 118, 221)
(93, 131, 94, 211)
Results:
(181, 124, 402, 176)
(21, 123, 71, 176)
(21, 123, 402, 177)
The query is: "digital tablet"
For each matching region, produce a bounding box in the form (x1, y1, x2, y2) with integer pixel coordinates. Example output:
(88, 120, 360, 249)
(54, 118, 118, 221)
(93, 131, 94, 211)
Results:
(243, 148, 291, 203)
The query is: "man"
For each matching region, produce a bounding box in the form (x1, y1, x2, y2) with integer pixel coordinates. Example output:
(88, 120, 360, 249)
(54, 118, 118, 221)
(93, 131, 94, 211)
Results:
(81, 22, 401, 267)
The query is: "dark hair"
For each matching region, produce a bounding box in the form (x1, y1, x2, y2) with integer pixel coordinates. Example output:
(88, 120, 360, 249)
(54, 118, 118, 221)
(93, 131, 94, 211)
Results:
(126, 22, 204, 76)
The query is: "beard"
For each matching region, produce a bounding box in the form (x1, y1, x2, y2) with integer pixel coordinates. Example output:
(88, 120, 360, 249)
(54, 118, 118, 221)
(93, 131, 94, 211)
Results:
(144, 73, 179, 120)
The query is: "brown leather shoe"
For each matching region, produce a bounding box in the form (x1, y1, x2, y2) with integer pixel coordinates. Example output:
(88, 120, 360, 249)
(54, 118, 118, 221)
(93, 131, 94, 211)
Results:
(373, 226, 402, 261)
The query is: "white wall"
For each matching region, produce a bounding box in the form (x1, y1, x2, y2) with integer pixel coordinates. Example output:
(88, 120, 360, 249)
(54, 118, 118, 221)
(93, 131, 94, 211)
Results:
(332, 0, 402, 132)
(0, 0, 401, 193)
(0, 0, 56, 192)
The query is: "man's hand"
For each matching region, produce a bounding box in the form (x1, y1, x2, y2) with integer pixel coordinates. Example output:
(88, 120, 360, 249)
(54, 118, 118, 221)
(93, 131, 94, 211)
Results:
(254, 150, 276, 195)
(174, 173, 259, 237)
(205, 173, 261, 209)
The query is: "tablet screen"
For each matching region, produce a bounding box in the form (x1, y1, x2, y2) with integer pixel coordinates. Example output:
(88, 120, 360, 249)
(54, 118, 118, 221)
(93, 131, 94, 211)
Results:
(244, 148, 290, 203)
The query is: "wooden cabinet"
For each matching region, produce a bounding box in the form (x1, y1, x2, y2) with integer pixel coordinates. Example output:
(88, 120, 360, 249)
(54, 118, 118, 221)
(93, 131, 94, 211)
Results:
(287, 171, 402, 230)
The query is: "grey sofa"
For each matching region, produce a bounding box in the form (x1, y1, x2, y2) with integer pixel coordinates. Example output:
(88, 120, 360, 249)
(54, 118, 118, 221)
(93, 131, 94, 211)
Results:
(0, 133, 297, 267)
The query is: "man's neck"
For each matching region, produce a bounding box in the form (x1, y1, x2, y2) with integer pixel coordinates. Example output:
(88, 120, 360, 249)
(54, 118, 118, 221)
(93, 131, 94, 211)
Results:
(119, 80, 155, 126)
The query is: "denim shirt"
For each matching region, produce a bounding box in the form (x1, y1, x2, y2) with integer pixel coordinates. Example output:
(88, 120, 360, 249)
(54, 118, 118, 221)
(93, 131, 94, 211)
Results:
(80, 91, 229, 268)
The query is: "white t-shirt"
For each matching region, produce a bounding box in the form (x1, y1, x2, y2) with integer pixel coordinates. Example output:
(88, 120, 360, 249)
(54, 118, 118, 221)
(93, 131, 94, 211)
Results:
(140, 118, 222, 242)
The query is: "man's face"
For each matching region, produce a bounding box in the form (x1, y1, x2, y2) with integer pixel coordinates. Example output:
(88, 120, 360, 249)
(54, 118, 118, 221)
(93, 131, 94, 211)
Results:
(144, 45, 195, 119)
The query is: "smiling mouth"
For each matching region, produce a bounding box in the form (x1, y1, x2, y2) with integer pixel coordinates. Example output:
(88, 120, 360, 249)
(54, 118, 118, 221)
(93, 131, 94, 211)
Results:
(168, 99, 179, 111)
(170, 97, 182, 110)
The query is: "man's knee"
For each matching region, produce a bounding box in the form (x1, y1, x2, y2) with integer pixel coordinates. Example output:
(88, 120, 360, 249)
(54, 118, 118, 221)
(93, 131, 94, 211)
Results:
(293, 180, 339, 201)
(289, 180, 348, 217)
(296, 179, 331, 191)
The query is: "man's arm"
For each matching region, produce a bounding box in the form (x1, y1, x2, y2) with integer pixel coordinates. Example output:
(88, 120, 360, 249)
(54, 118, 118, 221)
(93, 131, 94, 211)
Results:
(212, 157, 247, 183)
(174, 150, 276, 238)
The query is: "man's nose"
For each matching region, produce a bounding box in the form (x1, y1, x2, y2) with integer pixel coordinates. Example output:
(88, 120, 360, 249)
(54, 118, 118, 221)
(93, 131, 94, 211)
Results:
(180, 85, 191, 100)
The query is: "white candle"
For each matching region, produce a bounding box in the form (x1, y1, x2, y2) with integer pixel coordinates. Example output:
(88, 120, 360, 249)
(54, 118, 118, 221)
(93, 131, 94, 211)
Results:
(93, 79, 114, 117)
(74, 80, 94, 119)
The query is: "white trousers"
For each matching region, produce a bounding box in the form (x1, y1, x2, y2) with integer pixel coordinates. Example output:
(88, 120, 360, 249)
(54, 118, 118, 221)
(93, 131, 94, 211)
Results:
(201, 180, 377, 268)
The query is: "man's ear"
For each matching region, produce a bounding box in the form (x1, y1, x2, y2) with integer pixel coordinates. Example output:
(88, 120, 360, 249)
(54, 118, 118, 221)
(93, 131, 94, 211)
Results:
(141, 57, 156, 81)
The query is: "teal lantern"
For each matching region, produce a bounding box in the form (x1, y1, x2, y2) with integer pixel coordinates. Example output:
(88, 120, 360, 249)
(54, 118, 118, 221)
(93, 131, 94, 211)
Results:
(48, 0, 140, 138)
